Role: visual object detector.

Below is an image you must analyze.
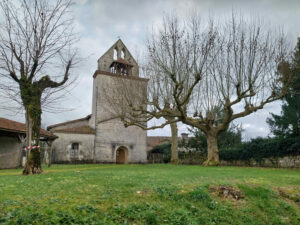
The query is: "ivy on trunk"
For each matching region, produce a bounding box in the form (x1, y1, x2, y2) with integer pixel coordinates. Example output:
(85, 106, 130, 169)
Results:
(21, 78, 43, 174)
(0, 0, 77, 175)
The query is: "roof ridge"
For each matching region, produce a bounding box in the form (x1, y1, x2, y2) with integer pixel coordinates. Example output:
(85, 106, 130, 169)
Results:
(52, 125, 95, 134)
(47, 115, 91, 130)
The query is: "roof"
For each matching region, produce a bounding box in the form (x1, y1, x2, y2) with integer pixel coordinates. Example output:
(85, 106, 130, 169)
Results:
(0, 117, 56, 139)
(47, 115, 91, 130)
(147, 135, 190, 150)
(51, 126, 95, 134)
(147, 136, 172, 149)
(98, 39, 138, 66)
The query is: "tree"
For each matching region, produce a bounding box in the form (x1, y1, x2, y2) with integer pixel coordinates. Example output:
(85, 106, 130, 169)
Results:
(113, 14, 291, 166)
(107, 15, 218, 163)
(267, 38, 300, 138)
(184, 123, 243, 152)
(0, 0, 78, 174)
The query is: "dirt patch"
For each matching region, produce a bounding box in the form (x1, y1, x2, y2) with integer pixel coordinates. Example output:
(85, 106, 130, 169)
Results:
(135, 188, 152, 197)
(210, 185, 244, 200)
(278, 187, 300, 205)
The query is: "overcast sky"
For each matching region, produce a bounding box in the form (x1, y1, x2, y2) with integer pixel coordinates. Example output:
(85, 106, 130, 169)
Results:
(1, 0, 300, 139)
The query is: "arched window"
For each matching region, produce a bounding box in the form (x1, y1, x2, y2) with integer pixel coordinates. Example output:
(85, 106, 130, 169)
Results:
(121, 67, 127, 75)
(113, 48, 118, 60)
(121, 49, 125, 59)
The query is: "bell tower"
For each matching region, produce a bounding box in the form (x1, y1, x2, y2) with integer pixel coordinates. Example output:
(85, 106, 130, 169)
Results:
(97, 39, 139, 77)
(89, 39, 148, 163)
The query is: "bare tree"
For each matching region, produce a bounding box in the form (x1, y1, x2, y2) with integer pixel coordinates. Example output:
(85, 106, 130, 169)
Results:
(105, 14, 292, 166)
(103, 16, 212, 163)
(147, 14, 292, 165)
(186, 16, 291, 165)
(0, 0, 78, 174)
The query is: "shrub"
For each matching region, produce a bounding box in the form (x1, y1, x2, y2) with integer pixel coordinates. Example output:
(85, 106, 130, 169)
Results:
(220, 137, 300, 162)
(150, 143, 171, 163)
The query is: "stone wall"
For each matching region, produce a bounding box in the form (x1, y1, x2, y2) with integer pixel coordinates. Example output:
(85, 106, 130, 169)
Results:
(91, 70, 147, 125)
(91, 69, 148, 163)
(0, 136, 22, 169)
(148, 151, 300, 168)
(220, 155, 300, 168)
(51, 133, 94, 163)
(95, 119, 147, 163)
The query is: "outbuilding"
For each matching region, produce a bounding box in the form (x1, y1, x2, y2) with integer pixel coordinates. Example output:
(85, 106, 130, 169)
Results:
(0, 117, 56, 169)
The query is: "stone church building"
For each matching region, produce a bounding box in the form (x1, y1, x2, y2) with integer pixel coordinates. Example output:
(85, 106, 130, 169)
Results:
(48, 40, 148, 164)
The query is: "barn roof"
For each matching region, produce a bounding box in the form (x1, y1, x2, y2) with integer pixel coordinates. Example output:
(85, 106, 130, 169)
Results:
(0, 117, 56, 139)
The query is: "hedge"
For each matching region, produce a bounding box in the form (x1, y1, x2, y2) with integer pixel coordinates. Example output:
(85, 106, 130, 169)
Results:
(219, 137, 300, 162)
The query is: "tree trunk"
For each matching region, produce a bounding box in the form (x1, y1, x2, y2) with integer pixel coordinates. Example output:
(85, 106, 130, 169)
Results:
(203, 133, 219, 166)
(23, 106, 43, 175)
(170, 122, 179, 163)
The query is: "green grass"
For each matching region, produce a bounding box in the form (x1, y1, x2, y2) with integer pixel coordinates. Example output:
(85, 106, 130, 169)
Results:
(0, 164, 299, 224)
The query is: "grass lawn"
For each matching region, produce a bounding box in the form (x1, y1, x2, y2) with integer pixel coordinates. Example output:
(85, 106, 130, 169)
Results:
(0, 164, 299, 225)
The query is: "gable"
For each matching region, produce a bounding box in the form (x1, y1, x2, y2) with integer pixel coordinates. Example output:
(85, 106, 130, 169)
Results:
(97, 39, 139, 77)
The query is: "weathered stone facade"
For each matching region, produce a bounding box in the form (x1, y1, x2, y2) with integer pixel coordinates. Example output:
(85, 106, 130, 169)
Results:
(48, 39, 148, 164)
(50, 133, 94, 163)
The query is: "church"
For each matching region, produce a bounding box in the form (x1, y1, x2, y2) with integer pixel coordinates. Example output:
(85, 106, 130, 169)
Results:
(47, 39, 148, 164)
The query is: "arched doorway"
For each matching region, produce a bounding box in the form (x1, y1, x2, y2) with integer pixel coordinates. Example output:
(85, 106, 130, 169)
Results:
(116, 146, 128, 164)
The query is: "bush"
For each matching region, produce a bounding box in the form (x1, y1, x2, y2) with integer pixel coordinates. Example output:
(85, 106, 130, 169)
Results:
(150, 143, 171, 163)
(219, 137, 300, 162)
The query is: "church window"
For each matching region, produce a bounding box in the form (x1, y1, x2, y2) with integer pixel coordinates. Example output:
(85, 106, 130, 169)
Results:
(121, 49, 125, 59)
(113, 48, 118, 60)
(70, 143, 79, 159)
(121, 67, 127, 75)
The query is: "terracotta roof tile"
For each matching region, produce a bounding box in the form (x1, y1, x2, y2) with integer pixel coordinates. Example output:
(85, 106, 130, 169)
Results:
(52, 126, 95, 134)
(47, 115, 91, 129)
(146, 135, 190, 151)
(147, 136, 172, 150)
(0, 117, 56, 138)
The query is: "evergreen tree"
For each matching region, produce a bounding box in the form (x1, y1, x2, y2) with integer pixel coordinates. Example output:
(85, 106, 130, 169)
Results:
(267, 39, 300, 138)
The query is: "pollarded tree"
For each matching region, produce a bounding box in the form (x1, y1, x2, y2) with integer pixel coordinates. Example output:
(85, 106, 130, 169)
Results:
(0, 0, 78, 174)
(148, 15, 292, 165)
(191, 18, 291, 165)
(110, 14, 291, 166)
(102, 16, 216, 163)
(102, 14, 292, 166)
